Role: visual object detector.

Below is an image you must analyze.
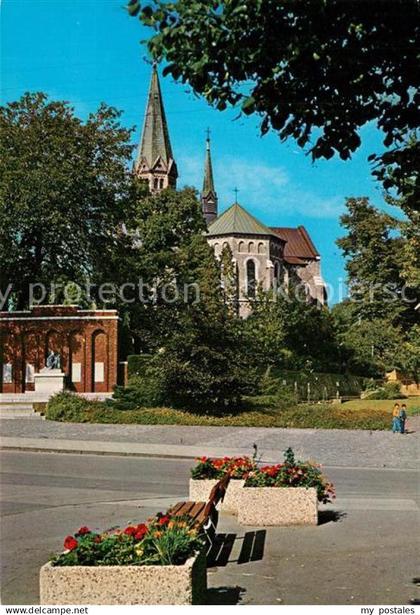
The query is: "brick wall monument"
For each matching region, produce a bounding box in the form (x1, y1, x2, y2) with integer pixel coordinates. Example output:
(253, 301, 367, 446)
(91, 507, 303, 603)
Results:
(0, 305, 118, 394)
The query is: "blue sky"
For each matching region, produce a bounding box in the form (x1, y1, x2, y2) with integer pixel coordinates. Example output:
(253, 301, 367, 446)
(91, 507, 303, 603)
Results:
(1, 0, 392, 301)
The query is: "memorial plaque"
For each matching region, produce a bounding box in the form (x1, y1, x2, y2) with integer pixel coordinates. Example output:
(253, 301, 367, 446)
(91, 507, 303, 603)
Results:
(25, 363, 35, 383)
(94, 362, 104, 383)
(72, 362, 82, 383)
(3, 363, 12, 384)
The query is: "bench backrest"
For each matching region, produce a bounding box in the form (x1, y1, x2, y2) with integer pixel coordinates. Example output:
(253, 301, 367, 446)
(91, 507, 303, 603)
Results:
(203, 472, 231, 519)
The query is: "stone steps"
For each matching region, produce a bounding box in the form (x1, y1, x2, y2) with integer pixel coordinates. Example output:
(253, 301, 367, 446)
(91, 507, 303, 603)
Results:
(0, 402, 44, 419)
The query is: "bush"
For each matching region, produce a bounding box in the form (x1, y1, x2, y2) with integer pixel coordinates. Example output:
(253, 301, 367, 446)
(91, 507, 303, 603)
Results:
(109, 370, 164, 410)
(127, 354, 153, 379)
(46, 392, 91, 421)
(363, 381, 406, 400)
(268, 367, 366, 401)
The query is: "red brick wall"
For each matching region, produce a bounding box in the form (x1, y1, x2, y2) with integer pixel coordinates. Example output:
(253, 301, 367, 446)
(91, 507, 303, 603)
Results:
(0, 305, 118, 393)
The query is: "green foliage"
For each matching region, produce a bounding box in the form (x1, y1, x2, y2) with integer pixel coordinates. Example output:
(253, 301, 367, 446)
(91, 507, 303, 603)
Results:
(190, 456, 256, 480)
(52, 513, 204, 567)
(266, 368, 365, 401)
(245, 290, 341, 373)
(0, 93, 137, 309)
(127, 354, 153, 378)
(363, 382, 406, 400)
(128, 0, 419, 212)
(336, 198, 417, 327)
(244, 447, 335, 504)
(46, 392, 90, 422)
(45, 397, 399, 431)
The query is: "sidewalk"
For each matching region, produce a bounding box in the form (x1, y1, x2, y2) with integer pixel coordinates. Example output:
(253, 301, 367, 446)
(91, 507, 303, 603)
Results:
(1, 417, 419, 468)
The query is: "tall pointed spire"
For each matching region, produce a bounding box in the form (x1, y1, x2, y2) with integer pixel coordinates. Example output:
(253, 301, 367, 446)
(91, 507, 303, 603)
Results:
(201, 130, 218, 225)
(134, 64, 178, 192)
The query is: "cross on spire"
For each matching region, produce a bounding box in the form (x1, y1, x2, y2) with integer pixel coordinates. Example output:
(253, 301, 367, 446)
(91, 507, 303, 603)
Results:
(234, 187, 239, 203)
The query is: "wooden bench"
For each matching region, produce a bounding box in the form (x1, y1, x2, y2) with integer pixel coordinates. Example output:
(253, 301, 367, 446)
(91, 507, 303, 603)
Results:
(168, 473, 231, 549)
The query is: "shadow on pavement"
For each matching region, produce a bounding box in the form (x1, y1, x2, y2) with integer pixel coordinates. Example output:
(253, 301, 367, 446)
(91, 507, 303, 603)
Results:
(318, 510, 347, 525)
(207, 530, 266, 567)
(206, 585, 246, 605)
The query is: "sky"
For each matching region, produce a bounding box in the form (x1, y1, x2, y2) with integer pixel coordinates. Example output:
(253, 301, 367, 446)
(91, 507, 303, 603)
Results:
(1, 0, 393, 302)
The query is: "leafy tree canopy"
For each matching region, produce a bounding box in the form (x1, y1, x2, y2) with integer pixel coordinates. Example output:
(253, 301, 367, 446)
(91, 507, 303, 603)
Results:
(128, 0, 419, 211)
(0, 92, 136, 309)
(337, 197, 418, 328)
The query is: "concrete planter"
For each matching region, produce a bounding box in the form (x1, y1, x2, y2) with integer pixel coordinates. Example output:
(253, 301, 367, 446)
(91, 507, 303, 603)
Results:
(238, 486, 318, 526)
(189, 478, 245, 514)
(40, 551, 207, 605)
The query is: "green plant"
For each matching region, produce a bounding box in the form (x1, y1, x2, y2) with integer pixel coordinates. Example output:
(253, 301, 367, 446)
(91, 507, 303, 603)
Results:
(363, 381, 406, 400)
(52, 512, 204, 567)
(127, 354, 153, 378)
(190, 456, 256, 480)
(245, 447, 335, 504)
(46, 392, 90, 422)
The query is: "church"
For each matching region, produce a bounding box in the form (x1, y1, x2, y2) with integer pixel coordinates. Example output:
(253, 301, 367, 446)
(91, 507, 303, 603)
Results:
(134, 67, 327, 316)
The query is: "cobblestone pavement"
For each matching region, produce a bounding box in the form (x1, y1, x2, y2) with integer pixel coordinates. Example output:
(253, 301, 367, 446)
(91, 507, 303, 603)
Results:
(1, 416, 419, 468)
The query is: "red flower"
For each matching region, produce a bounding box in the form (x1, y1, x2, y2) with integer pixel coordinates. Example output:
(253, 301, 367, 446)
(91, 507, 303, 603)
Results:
(76, 526, 90, 536)
(158, 515, 170, 526)
(93, 535, 102, 543)
(123, 526, 137, 536)
(134, 524, 148, 540)
(64, 536, 78, 551)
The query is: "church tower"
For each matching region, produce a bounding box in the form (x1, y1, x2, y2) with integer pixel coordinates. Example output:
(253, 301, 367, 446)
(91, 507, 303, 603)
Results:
(201, 132, 218, 225)
(134, 65, 178, 193)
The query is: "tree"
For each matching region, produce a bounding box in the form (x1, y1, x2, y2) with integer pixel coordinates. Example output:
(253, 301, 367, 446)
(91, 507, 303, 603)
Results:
(124, 187, 207, 349)
(331, 300, 403, 376)
(0, 93, 136, 310)
(128, 0, 419, 211)
(336, 198, 418, 328)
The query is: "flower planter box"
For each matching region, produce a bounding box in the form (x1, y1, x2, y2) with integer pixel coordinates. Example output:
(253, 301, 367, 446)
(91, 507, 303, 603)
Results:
(189, 478, 245, 514)
(39, 551, 207, 605)
(237, 487, 318, 526)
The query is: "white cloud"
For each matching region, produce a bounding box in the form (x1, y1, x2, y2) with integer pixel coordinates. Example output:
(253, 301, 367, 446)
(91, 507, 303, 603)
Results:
(178, 153, 344, 220)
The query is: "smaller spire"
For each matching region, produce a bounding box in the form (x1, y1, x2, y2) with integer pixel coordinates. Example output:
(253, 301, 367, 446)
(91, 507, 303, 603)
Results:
(201, 130, 218, 226)
(202, 129, 215, 195)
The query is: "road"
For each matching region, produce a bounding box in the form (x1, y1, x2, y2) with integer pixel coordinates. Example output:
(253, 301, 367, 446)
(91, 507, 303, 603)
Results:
(1, 451, 419, 604)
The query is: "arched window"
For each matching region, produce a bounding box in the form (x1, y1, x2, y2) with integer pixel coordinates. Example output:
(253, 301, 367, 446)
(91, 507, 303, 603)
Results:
(258, 242, 265, 254)
(246, 260, 256, 298)
(248, 241, 255, 253)
(238, 241, 245, 253)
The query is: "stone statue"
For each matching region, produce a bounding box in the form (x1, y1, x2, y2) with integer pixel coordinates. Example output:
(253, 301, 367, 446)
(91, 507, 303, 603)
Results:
(46, 351, 61, 370)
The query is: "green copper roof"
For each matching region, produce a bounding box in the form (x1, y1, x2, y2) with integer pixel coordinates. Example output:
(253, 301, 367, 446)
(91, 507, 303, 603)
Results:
(202, 138, 216, 195)
(207, 202, 278, 237)
(137, 66, 174, 167)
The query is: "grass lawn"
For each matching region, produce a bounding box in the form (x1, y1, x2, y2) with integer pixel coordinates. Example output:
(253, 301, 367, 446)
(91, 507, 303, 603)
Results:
(43, 392, 420, 430)
(342, 398, 420, 414)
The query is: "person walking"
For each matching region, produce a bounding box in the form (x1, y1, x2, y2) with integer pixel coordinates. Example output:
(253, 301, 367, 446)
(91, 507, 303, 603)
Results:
(392, 403, 401, 432)
(399, 404, 407, 434)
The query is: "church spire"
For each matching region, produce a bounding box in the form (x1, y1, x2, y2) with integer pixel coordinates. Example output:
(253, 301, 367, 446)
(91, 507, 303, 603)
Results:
(201, 130, 218, 225)
(134, 64, 178, 192)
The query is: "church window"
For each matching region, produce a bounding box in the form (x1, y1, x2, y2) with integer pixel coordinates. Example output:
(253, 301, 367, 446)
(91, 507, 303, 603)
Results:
(238, 241, 245, 252)
(246, 259, 256, 298)
(258, 242, 265, 254)
(248, 241, 255, 253)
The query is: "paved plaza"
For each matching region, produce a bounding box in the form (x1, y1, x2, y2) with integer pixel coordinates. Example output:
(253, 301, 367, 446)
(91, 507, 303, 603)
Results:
(1, 439, 419, 604)
(1, 415, 419, 469)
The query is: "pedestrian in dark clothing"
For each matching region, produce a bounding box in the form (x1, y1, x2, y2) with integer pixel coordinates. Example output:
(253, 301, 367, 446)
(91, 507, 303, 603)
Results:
(399, 404, 407, 434)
